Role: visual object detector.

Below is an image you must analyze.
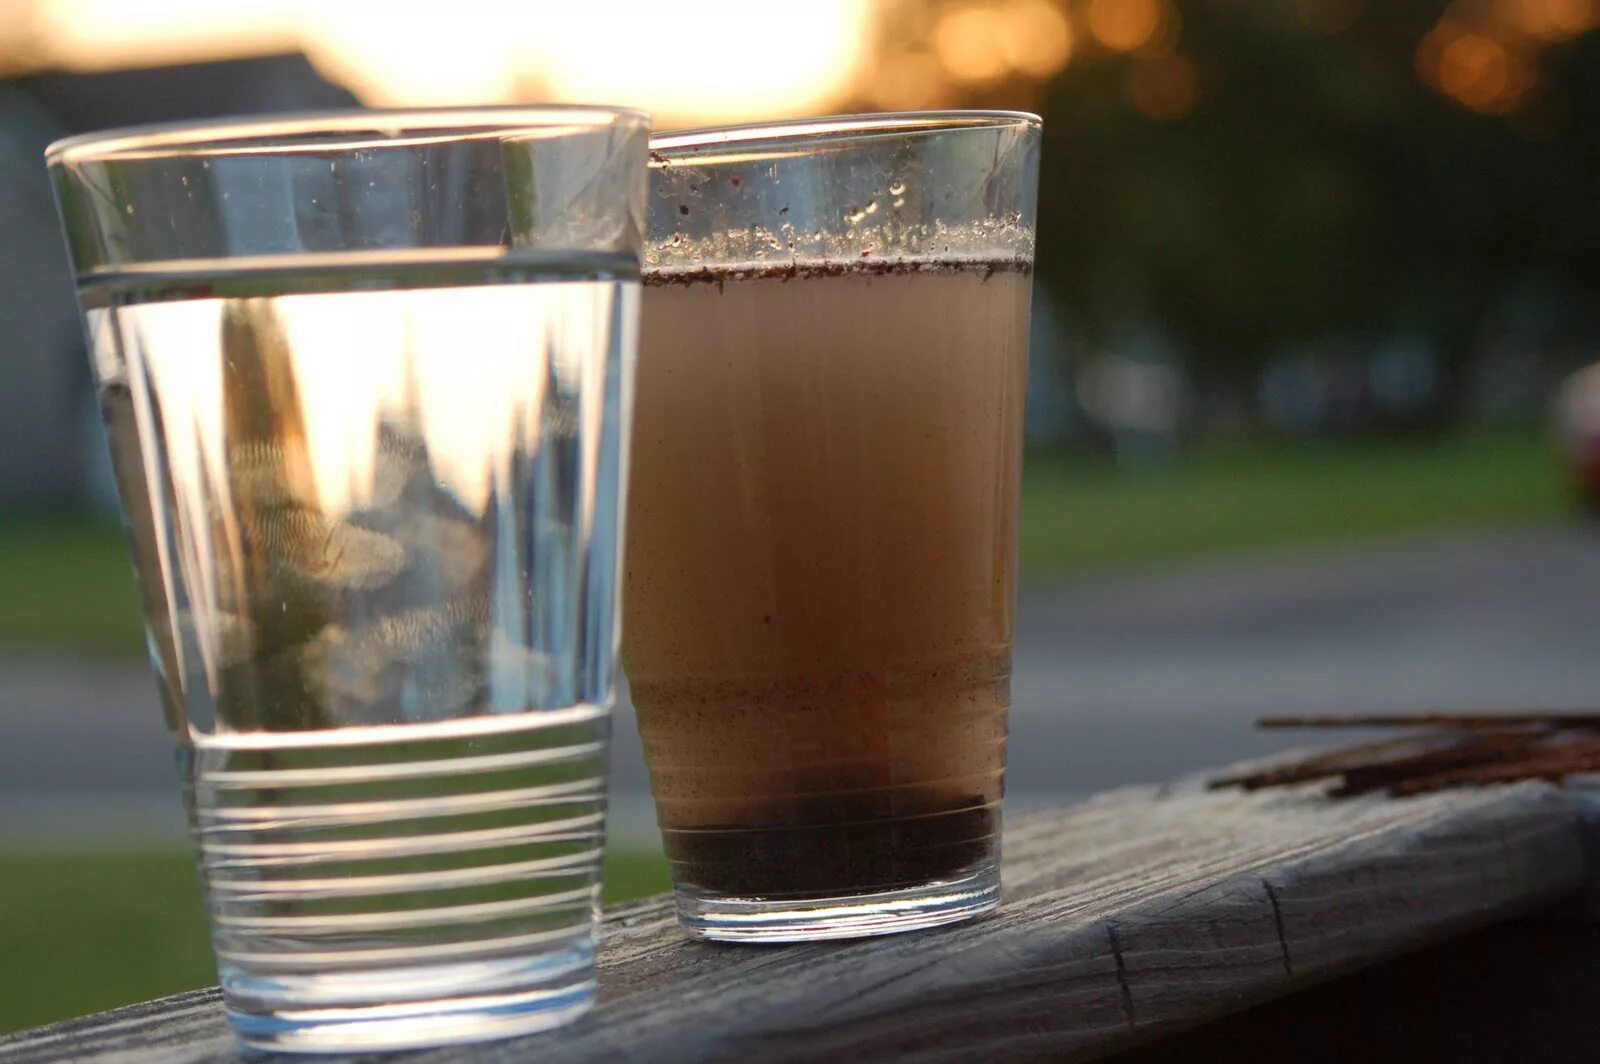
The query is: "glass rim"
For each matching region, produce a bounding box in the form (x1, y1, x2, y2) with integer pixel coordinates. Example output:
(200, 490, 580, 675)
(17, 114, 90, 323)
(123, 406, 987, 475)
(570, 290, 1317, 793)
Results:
(45, 104, 650, 165)
(650, 110, 1040, 153)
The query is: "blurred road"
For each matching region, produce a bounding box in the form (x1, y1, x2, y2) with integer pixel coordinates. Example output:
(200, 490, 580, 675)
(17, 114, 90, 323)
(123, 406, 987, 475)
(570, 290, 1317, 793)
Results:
(5, 524, 1600, 847)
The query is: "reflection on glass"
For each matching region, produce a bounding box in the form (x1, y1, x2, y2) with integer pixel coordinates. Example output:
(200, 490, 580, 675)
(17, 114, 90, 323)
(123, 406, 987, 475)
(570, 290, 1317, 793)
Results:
(87, 252, 634, 736)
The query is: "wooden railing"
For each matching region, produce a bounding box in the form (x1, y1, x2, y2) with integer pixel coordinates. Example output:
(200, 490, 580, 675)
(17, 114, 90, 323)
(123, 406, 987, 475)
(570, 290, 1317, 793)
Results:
(2, 766, 1592, 1063)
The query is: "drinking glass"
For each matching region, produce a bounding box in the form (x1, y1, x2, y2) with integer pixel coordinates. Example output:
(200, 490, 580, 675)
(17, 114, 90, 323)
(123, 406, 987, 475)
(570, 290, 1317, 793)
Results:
(47, 107, 648, 1052)
(625, 112, 1039, 941)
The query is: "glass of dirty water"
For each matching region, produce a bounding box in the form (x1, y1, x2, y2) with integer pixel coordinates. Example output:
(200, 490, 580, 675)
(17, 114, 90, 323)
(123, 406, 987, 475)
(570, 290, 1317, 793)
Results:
(627, 113, 1039, 942)
(46, 107, 649, 1053)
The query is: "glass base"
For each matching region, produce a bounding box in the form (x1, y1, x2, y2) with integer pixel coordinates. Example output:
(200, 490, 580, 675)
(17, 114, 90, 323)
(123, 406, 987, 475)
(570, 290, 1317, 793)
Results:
(673, 858, 1000, 943)
(222, 946, 595, 1054)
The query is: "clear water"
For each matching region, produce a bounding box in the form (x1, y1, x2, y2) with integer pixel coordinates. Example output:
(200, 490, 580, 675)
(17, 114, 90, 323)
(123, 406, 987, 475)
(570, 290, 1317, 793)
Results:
(81, 252, 636, 1051)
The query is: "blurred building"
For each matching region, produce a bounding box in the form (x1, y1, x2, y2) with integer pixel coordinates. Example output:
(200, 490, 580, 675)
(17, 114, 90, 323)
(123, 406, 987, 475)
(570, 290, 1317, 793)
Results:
(0, 54, 354, 508)
(0, 86, 80, 507)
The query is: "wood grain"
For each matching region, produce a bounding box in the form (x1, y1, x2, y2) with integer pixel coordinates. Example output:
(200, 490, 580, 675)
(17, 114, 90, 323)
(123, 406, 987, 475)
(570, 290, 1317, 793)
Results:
(1, 777, 1586, 1063)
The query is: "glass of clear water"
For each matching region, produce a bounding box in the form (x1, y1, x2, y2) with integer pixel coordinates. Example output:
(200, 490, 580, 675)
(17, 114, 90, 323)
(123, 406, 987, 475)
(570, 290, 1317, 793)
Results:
(46, 107, 648, 1053)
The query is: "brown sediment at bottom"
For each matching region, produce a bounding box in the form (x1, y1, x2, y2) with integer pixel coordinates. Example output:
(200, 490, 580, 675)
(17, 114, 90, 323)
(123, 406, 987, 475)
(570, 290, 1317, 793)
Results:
(662, 798, 999, 897)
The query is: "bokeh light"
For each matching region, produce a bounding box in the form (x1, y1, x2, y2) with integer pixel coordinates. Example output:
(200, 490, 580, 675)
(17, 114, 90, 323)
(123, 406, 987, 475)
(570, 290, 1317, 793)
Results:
(1417, 16, 1538, 114)
(934, 5, 1011, 83)
(996, 0, 1075, 78)
(1502, 0, 1598, 40)
(1085, 0, 1170, 54)
(1413, 0, 1600, 118)
(1445, 34, 1511, 111)
(870, 50, 947, 111)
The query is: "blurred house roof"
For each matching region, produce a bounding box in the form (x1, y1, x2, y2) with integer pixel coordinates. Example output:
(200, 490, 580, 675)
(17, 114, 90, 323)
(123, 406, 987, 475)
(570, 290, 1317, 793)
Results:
(0, 53, 357, 510)
(14, 52, 357, 132)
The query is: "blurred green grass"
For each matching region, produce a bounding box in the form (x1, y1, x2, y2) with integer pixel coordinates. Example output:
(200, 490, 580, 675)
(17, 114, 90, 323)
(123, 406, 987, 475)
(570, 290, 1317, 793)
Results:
(1020, 426, 1567, 574)
(0, 849, 672, 1036)
(0, 427, 1569, 660)
(0, 517, 144, 658)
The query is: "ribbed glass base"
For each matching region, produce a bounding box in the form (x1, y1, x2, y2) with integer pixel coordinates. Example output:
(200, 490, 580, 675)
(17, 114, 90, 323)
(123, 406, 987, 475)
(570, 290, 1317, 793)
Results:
(672, 858, 1000, 944)
(223, 946, 595, 1054)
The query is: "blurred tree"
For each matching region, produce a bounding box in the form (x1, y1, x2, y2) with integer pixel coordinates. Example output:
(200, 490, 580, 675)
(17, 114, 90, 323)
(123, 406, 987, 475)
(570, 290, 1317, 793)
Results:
(1019, 0, 1600, 421)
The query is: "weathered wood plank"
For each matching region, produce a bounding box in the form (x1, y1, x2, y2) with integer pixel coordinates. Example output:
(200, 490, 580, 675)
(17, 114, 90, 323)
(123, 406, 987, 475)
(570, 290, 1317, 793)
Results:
(1, 778, 1586, 1063)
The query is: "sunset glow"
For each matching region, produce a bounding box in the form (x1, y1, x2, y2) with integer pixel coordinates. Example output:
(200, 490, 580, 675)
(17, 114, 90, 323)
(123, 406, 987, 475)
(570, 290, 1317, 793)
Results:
(20, 0, 874, 126)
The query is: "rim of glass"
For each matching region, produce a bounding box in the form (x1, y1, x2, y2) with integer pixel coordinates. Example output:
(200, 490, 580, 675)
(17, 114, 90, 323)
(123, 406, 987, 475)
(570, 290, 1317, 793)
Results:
(46, 105, 650, 165)
(650, 110, 1040, 153)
